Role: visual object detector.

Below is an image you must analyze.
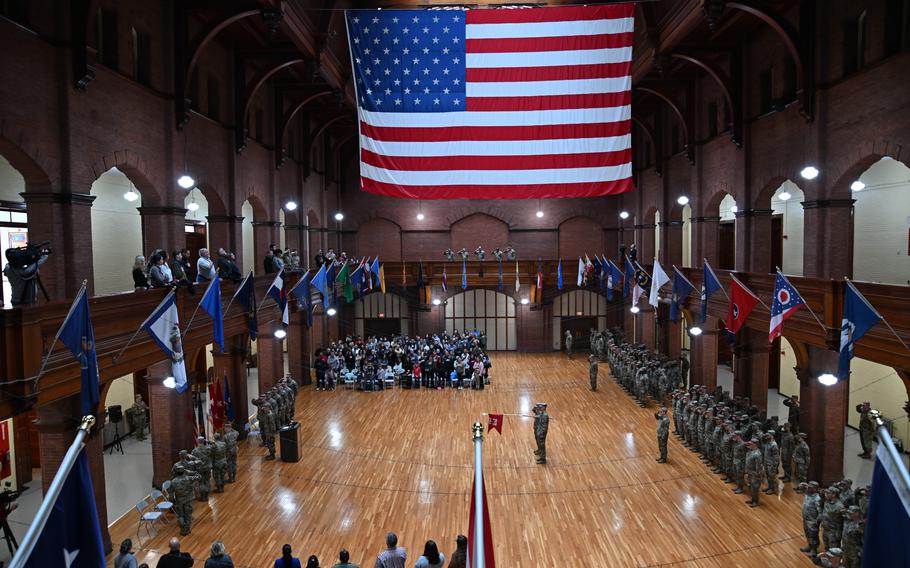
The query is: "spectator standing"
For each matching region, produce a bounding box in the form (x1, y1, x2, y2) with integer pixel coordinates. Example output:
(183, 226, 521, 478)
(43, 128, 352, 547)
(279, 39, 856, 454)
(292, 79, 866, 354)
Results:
(274, 544, 302, 568)
(149, 254, 169, 288)
(415, 540, 445, 568)
(180, 248, 194, 280)
(264, 249, 276, 274)
(159, 250, 174, 284)
(114, 538, 139, 568)
(447, 535, 467, 568)
(156, 537, 194, 568)
(330, 549, 359, 568)
(169, 251, 188, 284)
(375, 532, 406, 568)
(305, 556, 320, 568)
(197, 248, 216, 283)
(203, 541, 234, 568)
(133, 255, 149, 290)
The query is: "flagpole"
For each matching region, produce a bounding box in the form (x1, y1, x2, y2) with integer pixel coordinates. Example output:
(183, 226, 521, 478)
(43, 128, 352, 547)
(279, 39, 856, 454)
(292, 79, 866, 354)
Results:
(777, 268, 828, 334)
(704, 259, 731, 302)
(870, 408, 910, 491)
(9, 415, 95, 568)
(32, 282, 88, 381)
(223, 270, 254, 316)
(113, 289, 178, 363)
(472, 422, 485, 568)
(183, 277, 218, 336)
(845, 278, 910, 353)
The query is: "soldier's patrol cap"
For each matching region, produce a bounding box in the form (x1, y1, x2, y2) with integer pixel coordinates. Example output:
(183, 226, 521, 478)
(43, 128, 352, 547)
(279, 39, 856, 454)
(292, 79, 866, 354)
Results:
(808, 481, 820, 488)
(798, 432, 808, 438)
(827, 548, 843, 557)
(174, 464, 186, 474)
(840, 478, 853, 485)
(747, 438, 759, 445)
(826, 485, 841, 494)
(847, 505, 861, 514)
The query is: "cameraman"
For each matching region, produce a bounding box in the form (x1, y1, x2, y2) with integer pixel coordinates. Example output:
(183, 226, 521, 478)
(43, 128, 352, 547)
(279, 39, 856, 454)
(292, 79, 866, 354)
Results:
(3, 243, 50, 307)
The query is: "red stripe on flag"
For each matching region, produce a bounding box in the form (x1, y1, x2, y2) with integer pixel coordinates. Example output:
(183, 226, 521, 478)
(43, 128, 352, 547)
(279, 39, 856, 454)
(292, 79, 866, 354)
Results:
(466, 91, 630, 111)
(466, 3, 633, 23)
(361, 148, 631, 171)
(360, 120, 630, 142)
(360, 177, 634, 199)
(467, 62, 631, 82)
(466, 31, 634, 53)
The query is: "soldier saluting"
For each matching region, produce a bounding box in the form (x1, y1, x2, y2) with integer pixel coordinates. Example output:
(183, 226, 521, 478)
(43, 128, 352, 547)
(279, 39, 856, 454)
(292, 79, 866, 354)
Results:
(655, 407, 670, 463)
(533, 403, 549, 465)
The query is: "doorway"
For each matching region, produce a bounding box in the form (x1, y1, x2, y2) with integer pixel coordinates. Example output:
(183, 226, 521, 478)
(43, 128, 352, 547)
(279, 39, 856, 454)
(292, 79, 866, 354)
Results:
(561, 316, 596, 349)
(185, 225, 207, 280)
(718, 222, 736, 270)
(362, 318, 402, 337)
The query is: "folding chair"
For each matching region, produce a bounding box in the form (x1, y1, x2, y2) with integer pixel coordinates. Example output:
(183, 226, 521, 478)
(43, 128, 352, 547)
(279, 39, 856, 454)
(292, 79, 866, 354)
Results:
(149, 488, 174, 522)
(135, 500, 163, 546)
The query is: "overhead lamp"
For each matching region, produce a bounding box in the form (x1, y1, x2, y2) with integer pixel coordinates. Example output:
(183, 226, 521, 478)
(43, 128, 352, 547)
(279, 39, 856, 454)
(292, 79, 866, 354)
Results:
(177, 174, 195, 189)
(285, 200, 298, 211)
(778, 191, 792, 201)
(432, 298, 441, 305)
(519, 298, 530, 305)
(630, 306, 640, 314)
(620, 211, 630, 220)
(163, 376, 177, 389)
(334, 212, 344, 221)
(689, 326, 703, 336)
(273, 328, 288, 339)
(187, 202, 200, 212)
(850, 180, 865, 192)
(536, 210, 544, 218)
(800, 166, 819, 180)
(327, 307, 337, 316)
(731, 205, 739, 213)
(817, 373, 838, 386)
(677, 195, 689, 206)
(416, 212, 425, 220)
(123, 188, 139, 202)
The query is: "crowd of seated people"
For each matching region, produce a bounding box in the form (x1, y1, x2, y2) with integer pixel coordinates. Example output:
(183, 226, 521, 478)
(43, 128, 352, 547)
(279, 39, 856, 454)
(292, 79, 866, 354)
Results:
(312, 332, 491, 392)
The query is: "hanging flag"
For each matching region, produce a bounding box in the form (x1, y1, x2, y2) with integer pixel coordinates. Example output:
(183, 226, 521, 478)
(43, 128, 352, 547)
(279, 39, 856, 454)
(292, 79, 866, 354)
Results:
(233, 270, 258, 340)
(514, 260, 521, 292)
(597, 255, 607, 290)
(442, 264, 448, 292)
(557, 259, 563, 290)
(21, 452, 105, 568)
(378, 261, 387, 294)
(497, 259, 504, 291)
(363, 258, 374, 292)
(487, 414, 503, 435)
(57, 285, 100, 415)
(208, 379, 225, 431)
(726, 275, 759, 334)
(310, 264, 329, 308)
(607, 260, 623, 302)
(768, 271, 806, 342)
(623, 255, 636, 298)
(401, 261, 407, 293)
(350, 260, 366, 300)
(199, 276, 225, 351)
(649, 259, 670, 308)
(370, 257, 382, 290)
(142, 290, 189, 393)
(326, 262, 337, 307)
(632, 278, 644, 308)
(670, 267, 696, 323)
(336, 261, 353, 303)
(837, 280, 882, 379)
(701, 260, 723, 323)
(223, 374, 235, 423)
(861, 422, 910, 567)
(267, 269, 288, 326)
(536, 259, 543, 291)
(461, 257, 468, 290)
(346, 4, 635, 200)
(468, 471, 496, 568)
(576, 257, 584, 287)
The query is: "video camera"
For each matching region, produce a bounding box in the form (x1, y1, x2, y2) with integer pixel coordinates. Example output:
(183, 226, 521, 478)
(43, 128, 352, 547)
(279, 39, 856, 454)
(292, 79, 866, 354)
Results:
(4, 240, 51, 269)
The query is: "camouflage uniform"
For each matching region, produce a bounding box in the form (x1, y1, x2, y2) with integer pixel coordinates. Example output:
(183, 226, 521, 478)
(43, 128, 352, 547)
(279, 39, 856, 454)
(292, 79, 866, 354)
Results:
(534, 403, 549, 464)
(793, 433, 811, 488)
(799, 482, 823, 556)
(131, 395, 149, 441)
(655, 408, 669, 463)
(170, 465, 201, 535)
(841, 506, 864, 568)
(588, 355, 598, 391)
(744, 440, 764, 507)
(778, 424, 794, 482)
(190, 439, 212, 501)
(260, 403, 277, 460)
(732, 433, 746, 494)
(761, 433, 780, 494)
(821, 487, 845, 551)
(211, 433, 227, 492)
(856, 402, 875, 458)
(223, 424, 239, 483)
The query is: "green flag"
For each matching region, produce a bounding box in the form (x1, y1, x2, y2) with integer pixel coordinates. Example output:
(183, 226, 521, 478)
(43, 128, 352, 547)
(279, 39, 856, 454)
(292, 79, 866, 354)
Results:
(336, 262, 353, 302)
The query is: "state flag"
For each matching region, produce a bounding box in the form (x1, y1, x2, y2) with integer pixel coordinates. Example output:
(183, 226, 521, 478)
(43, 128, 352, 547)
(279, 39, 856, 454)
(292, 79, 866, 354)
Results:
(726, 275, 759, 334)
(768, 271, 806, 342)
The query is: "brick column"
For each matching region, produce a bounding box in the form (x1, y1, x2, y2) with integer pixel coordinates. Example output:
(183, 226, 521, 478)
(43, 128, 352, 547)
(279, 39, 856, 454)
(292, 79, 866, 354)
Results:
(732, 328, 771, 411)
(252, 221, 281, 274)
(690, 216, 721, 267)
(660, 220, 683, 266)
(21, 192, 96, 299)
(801, 199, 855, 279)
(138, 206, 188, 256)
(35, 396, 111, 553)
(689, 323, 719, 390)
(206, 215, 244, 267)
(212, 335, 250, 437)
(798, 345, 847, 485)
(639, 308, 656, 351)
(255, 329, 284, 394)
(287, 309, 312, 385)
(147, 362, 195, 487)
(734, 208, 775, 273)
(635, 223, 656, 263)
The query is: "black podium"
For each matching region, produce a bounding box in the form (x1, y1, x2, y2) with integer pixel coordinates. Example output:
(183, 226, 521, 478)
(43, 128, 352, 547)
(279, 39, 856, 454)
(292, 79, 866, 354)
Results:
(279, 422, 301, 463)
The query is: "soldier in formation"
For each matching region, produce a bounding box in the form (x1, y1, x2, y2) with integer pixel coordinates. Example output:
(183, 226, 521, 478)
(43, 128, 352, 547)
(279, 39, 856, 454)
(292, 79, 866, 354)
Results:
(779, 422, 795, 483)
(131, 394, 149, 441)
(223, 422, 239, 483)
(821, 486, 845, 551)
(762, 431, 780, 495)
(564, 330, 573, 358)
(533, 403, 549, 465)
(800, 481, 823, 557)
(259, 401, 277, 460)
(191, 436, 213, 501)
(744, 438, 764, 508)
(211, 432, 227, 492)
(252, 376, 299, 459)
(654, 407, 669, 463)
(606, 333, 678, 407)
(588, 354, 598, 391)
(169, 464, 201, 536)
(840, 505, 864, 568)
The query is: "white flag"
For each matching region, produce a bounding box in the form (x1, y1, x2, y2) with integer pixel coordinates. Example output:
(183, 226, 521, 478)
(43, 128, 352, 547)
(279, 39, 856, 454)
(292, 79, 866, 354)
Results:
(649, 259, 670, 308)
(576, 257, 584, 287)
(142, 290, 188, 393)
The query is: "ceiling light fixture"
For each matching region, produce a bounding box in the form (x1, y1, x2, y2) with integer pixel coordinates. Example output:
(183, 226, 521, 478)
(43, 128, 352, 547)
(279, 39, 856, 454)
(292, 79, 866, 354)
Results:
(520, 298, 530, 305)
(677, 195, 689, 206)
(273, 329, 287, 339)
(689, 326, 703, 336)
(620, 211, 630, 220)
(817, 373, 838, 386)
(850, 180, 865, 192)
(800, 166, 819, 180)
(432, 298, 441, 305)
(778, 191, 792, 201)
(334, 212, 344, 221)
(123, 186, 139, 202)
(630, 306, 640, 314)
(327, 307, 337, 316)
(163, 376, 177, 389)
(285, 201, 298, 211)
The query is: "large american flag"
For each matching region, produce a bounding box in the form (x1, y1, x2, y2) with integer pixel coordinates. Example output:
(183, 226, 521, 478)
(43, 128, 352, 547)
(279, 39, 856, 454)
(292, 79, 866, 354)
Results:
(346, 4, 635, 199)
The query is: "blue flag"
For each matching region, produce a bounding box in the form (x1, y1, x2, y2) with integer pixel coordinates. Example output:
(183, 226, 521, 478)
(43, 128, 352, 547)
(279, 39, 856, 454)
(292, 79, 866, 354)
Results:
(557, 259, 563, 290)
(58, 287, 99, 415)
(670, 267, 696, 322)
(837, 280, 882, 379)
(370, 257, 381, 288)
(199, 276, 224, 351)
(607, 260, 623, 302)
(416, 260, 425, 289)
(310, 264, 328, 308)
(701, 260, 722, 323)
(223, 374, 235, 423)
(289, 269, 314, 327)
(24, 452, 105, 568)
(862, 431, 910, 567)
(461, 258, 468, 290)
(350, 262, 365, 300)
(497, 260, 503, 291)
(325, 263, 337, 307)
(142, 290, 188, 393)
(232, 270, 258, 340)
(623, 255, 636, 298)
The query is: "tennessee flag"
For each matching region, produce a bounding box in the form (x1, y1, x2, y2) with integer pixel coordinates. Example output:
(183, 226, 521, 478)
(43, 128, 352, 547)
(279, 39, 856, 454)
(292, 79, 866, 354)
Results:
(726, 275, 760, 334)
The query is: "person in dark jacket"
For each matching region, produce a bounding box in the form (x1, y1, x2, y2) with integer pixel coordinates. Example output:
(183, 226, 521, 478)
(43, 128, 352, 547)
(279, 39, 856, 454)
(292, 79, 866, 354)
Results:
(447, 535, 467, 568)
(203, 541, 233, 568)
(274, 543, 302, 568)
(156, 537, 194, 568)
(133, 255, 149, 290)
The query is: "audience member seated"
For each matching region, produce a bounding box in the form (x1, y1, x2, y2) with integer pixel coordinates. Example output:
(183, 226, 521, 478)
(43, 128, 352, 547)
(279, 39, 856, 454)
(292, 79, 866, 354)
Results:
(156, 537, 194, 568)
(204, 540, 234, 568)
(375, 532, 406, 568)
(274, 543, 302, 568)
(133, 256, 149, 290)
(114, 538, 139, 568)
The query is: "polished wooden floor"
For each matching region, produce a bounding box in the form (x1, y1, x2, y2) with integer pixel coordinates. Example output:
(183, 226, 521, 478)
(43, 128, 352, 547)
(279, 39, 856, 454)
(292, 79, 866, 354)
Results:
(108, 353, 814, 567)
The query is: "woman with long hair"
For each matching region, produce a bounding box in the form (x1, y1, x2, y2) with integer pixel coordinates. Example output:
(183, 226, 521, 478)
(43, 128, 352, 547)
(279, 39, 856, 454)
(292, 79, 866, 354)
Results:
(132, 256, 149, 290)
(415, 540, 445, 568)
(273, 543, 302, 568)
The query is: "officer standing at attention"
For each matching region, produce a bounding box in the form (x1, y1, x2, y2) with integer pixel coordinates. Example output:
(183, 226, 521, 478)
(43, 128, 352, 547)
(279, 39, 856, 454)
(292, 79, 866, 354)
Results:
(744, 438, 764, 507)
(223, 422, 239, 483)
(533, 403, 549, 465)
(169, 465, 201, 536)
(799, 481, 823, 558)
(210, 432, 228, 493)
(588, 354, 598, 391)
(260, 401, 278, 460)
(131, 394, 149, 441)
(655, 407, 670, 463)
(855, 401, 875, 459)
(564, 331, 573, 358)
(190, 437, 212, 501)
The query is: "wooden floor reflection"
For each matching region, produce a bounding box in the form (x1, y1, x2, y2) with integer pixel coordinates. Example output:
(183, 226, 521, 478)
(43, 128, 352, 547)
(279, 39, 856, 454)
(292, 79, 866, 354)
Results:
(107, 353, 814, 567)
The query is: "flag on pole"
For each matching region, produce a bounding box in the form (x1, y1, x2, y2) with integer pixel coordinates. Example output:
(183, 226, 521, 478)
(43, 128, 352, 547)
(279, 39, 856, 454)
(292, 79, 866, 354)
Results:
(364, 258, 374, 292)
(336, 261, 353, 303)
(487, 414, 503, 435)
(345, 4, 636, 200)
(649, 259, 670, 307)
(861, 424, 910, 567)
(223, 374, 235, 423)
(769, 271, 806, 342)
(199, 276, 224, 351)
(576, 257, 584, 287)
(267, 269, 288, 326)
(289, 269, 314, 326)
(142, 290, 189, 393)
(726, 275, 759, 334)
(350, 260, 366, 300)
(514, 260, 521, 292)
(462, 257, 468, 290)
(557, 259, 563, 290)
(208, 379, 225, 431)
(442, 265, 448, 292)
(233, 270, 258, 340)
(623, 255, 636, 298)
(837, 280, 882, 379)
(701, 260, 722, 323)
(670, 267, 695, 322)
(326, 262, 337, 307)
(468, 471, 496, 568)
(21, 452, 105, 568)
(378, 261, 386, 294)
(536, 259, 543, 291)
(57, 286, 100, 415)
(606, 260, 623, 302)
(310, 264, 329, 308)
(370, 257, 382, 290)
